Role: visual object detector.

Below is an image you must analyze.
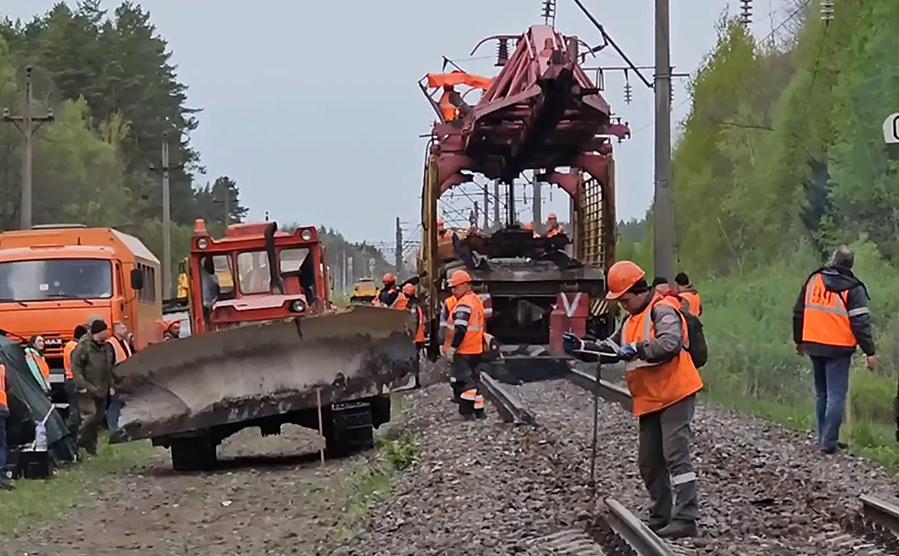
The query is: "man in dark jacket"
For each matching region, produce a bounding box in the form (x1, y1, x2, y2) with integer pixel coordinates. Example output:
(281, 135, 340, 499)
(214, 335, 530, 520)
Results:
(72, 319, 114, 456)
(793, 246, 877, 454)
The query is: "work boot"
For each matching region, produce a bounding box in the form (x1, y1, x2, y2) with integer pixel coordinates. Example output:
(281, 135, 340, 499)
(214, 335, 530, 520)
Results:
(648, 520, 668, 533)
(656, 520, 697, 539)
(475, 409, 486, 420)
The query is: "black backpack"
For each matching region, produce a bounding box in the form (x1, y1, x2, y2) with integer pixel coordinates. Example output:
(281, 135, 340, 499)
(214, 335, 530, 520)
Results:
(683, 311, 708, 368)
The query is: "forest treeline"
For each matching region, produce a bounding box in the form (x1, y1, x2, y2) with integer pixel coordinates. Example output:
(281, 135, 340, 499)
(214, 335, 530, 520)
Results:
(0, 1, 247, 283)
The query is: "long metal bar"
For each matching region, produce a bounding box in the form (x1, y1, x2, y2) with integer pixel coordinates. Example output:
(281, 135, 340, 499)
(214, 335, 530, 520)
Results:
(162, 132, 172, 299)
(605, 498, 674, 556)
(480, 373, 535, 425)
(567, 366, 633, 413)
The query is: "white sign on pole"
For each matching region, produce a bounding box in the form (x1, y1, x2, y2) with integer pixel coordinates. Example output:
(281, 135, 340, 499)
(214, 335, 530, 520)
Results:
(883, 113, 899, 144)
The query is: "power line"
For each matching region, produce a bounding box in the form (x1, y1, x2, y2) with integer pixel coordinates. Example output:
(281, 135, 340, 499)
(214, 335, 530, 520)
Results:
(759, 0, 812, 45)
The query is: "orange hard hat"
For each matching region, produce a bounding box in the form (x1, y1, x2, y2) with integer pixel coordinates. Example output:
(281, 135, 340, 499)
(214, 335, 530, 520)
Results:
(606, 260, 646, 300)
(382, 273, 396, 284)
(402, 283, 416, 296)
(447, 270, 472, 288)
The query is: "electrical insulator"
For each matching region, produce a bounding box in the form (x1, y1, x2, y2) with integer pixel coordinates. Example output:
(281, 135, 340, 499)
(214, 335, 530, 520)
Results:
(496, 38, 509, 67)
(820, 0, 834, 22)
(623, 81, 632, 105)
(542, 0, 557, 26)
(740, 0, 752, 27)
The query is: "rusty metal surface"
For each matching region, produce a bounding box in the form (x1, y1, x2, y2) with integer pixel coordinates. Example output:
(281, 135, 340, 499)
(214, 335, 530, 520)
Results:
(113, 306, 417, 442)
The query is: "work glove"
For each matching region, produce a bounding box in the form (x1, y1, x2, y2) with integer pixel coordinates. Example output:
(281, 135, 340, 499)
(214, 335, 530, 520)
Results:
(618, 343, 639, 361)
(563, 332, 585, 354)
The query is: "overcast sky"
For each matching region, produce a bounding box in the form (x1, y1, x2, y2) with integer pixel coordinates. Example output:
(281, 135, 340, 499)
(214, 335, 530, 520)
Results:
(4, 1, 792, 244)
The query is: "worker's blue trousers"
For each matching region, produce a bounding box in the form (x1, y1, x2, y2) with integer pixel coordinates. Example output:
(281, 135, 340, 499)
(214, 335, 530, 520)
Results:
(811, 355, 851, 452)
(0, 415, 7, 476)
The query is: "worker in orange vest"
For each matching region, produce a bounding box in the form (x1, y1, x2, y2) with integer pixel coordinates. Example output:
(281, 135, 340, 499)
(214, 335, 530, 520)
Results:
(0, 362, 12, 490)
(373, 273, 402, 308)
(544, 213, 565, 238)
(443, 270, 486, 419)
(24, 336, 51, 394)
(794, 246, 877, 454)
(105, 322, 133, 430)
(564, 260, 703, 538)
(438, 85, 469, 123)
(674, 273, 702, 317)
(402, 283, 426, 389)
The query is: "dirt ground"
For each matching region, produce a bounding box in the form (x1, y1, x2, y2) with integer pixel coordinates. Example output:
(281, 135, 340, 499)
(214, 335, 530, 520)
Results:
(6, 425, 362, 556)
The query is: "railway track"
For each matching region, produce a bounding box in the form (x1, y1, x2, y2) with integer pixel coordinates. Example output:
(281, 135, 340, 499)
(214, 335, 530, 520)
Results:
(480, 372, 535, 425)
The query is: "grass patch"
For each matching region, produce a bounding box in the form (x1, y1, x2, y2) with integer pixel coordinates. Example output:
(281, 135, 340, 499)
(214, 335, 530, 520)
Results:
(0, 438, 156, 538)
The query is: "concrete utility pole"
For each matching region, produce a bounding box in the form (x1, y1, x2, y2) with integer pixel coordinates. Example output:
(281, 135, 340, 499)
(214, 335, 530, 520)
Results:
(161, 132, 172, 299)
(2, 66, 54, 230)
(346, 255, 354, 287)
(532, 178, 542, 231)
(395, 217, 404, 278)
(341, 250, 348, 295)
(653, 0, 675, 279)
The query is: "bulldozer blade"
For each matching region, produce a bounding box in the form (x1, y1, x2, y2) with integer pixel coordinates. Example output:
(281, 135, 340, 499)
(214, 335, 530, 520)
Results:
(112, 306, 417, 443)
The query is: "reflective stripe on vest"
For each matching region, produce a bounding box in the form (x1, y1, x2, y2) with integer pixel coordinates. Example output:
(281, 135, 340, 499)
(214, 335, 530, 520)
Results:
(622, 294, 703, 417)
(63, 340, 78, 380)
(0, 363, 7, 410)
(451, 291, 485, 355)
(801, 273, 856, 348)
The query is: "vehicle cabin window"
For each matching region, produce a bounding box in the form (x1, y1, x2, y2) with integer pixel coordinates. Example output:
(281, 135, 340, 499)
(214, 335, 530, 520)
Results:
(0, 259, 112, 302)
(115, 263, 125, 297)
(237, 251, 271, 295)
(213, 256, 235, 297)
(280, 248, 310, 273)
(137, 263, 157, 303)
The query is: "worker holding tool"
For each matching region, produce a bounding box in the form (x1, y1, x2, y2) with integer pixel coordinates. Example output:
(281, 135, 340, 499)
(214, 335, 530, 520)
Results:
(563, 260, 703, 539)
(674, 273, 702, 317)
(444, 270, 486, 419)
(0, 362, 12, 491)
(793, 245, 877, 454)
(72, 319, 114, 456)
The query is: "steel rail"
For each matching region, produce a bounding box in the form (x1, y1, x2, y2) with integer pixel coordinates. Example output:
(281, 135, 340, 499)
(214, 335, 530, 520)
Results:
(567, 366, 633, 413)
(480, 373, 535, 425)
(861, 494, 899, 535)
(605, 498, 674, 556)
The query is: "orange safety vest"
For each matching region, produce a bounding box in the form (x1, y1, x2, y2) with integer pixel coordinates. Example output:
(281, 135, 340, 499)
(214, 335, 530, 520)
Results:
(438, 90, 460, 122)
(680, 291, 702, 317)
(545, 225, 565, 238)
(449, 291, 485, 356)
(25, 349, 51, 384)
(107, 336, 133, 366)
(622, 294, 704, 417)
(442, 296, 458, 350)
(393, 293, 410, 311)
(63, 340, 78, 380)
(413, 304, 427, 344)
(801, 273, 856, 348)
(0, 363, 7, 411)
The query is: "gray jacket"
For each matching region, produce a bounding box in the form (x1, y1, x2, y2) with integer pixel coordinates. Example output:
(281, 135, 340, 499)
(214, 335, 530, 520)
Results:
(609, 296, 685, 363)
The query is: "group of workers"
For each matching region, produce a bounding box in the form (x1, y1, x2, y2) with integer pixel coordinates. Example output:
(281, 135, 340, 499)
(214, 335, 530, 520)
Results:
(555, 244, 875, 539)
(0, 314, 182, 491)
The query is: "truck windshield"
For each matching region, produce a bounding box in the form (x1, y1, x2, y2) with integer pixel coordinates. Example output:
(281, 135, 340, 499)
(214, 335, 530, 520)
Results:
(0, 259, 113, 302)
(237, 248, 311, 295)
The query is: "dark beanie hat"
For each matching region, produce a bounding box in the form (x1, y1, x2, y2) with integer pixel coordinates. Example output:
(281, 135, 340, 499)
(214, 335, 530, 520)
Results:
(90, 320, 108, 335)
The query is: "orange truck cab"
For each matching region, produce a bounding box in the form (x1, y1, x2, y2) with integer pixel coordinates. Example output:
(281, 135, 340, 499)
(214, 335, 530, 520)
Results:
(0, 225, 163, 401)
(187, 219, 329, 335)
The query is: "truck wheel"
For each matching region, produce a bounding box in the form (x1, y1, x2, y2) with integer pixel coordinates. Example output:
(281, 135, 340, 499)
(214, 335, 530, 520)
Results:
(170, 436, 217, 471)
(324, 403, 375, 458)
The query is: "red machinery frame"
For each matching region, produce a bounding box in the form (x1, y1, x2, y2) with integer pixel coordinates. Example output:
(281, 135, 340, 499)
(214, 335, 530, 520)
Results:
(187, 220, 328, 335)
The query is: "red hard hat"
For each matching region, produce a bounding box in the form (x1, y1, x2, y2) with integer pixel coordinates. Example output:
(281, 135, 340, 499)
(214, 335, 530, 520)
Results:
(437, 219, 445, 228)
(447, 270, 472, 288)
(402, 283, 416, 296)
(382, 273, 396, 284)
(606, 260, 646, 300)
